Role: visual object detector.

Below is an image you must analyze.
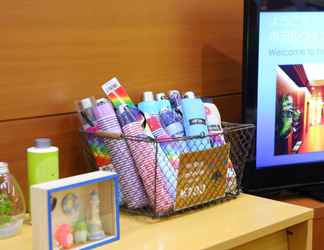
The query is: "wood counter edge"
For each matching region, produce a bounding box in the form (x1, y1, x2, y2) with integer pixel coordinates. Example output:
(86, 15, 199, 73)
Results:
(206, 197, 314, 250)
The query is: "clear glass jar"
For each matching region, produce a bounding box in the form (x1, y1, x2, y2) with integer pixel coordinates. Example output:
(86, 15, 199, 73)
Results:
(0, 162, 26, 239)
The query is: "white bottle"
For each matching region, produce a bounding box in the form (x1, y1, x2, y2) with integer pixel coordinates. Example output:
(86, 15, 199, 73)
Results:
(203, 100, 225, 147)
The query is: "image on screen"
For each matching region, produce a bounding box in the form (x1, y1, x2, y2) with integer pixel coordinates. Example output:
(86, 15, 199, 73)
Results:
(275, 64, 324, 155)
(256, 12, 324, 168)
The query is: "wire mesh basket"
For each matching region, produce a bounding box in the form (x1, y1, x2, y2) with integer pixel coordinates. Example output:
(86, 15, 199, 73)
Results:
(80, 122, 255, 217)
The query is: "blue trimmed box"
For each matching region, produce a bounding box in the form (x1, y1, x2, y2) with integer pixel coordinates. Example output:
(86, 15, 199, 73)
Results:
(31, 170, 120, 250)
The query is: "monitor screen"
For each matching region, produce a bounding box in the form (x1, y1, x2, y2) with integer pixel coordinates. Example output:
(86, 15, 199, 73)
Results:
(242, 0, 324, 191)
(257, 11, 324, 168)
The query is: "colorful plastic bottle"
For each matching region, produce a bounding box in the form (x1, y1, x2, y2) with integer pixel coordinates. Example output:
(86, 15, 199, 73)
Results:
(156, 93, 172, 112)
(139, 91, 181, 178)
(76, 97, 112, 168)
(76, 97, 97, 130)
(168, 90, 182, 111)
(27, 138, 59, 186)
(101, 77, 143, 123)
(93, 100, 148, 209)
(181, 91, 211, 151)
(138, 91, 159, 116)
(159, 104, 187, 154)
(27, 138, 59, 210)
(159, 108, 185, 138)
(168, 90, 183, 121)
(145, 115, 178, 199)
(117, 105, 173, 213)
(203, 98, 225, 147)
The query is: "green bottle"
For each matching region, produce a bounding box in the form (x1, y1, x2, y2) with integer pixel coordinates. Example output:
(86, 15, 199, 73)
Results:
(27, 138, 59, 209)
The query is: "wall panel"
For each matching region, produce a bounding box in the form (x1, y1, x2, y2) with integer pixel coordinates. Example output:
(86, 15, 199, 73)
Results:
(0, 114, 86, 201)
(0, 0, 244, 201)
(0, 0, 243, 121)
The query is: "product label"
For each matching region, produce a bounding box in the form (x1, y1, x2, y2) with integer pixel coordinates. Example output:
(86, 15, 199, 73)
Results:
(102, 77, 134, 108)
(160, 109, 176, 127)
(175, 144, 230, 211)
(147, 116, 168, 139)
(166, 122, 184, 137)
(208, 124, 223, 133)
(102, 77, 121, 94)
(189, 118, 206, 126)
(123, 122, 148, 138)
(204, 103, 222, 128)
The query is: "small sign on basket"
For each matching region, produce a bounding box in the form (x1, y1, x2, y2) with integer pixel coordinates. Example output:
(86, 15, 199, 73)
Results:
(175, 144, 230, 211)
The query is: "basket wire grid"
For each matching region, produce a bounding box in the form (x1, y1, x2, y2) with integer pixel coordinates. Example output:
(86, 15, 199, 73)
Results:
(81, 122, 255, 217)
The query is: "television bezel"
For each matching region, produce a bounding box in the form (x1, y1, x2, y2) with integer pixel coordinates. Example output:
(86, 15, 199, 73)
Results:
(242, 0, 324, 193)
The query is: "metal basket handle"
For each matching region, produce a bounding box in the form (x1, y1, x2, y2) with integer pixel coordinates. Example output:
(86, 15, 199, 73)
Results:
(94, 130, 123, 139)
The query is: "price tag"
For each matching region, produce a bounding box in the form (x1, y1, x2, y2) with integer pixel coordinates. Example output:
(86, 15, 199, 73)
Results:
(175, 144, 230, 211)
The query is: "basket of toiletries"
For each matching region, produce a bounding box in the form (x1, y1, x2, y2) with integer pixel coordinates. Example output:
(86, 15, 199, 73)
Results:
(77, 77, 256, 217)
(31, 171, 120, 250)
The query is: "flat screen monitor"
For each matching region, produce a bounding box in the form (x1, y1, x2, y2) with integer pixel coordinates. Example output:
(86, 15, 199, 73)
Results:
(243, 0, 324, 192)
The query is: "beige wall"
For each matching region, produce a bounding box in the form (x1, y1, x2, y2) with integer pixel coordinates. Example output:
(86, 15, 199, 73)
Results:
(0, 0, 243, 200)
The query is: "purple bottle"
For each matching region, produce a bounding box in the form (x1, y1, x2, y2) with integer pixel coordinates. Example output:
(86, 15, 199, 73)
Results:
(93, 100, 148, 209)
(159, 107, 185, 138)
(168, 90, 183, 122)
(117, 105, 173, 214)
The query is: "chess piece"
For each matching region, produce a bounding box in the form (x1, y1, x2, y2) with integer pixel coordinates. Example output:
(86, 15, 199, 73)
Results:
(87, 191, 105, 241)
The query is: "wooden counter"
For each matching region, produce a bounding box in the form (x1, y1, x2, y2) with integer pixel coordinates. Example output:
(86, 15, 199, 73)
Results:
(280, 195, 324, 250)
(0, 194, 313, 250)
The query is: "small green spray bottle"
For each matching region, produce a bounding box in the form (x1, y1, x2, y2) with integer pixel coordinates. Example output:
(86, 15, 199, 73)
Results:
(27, 138, 59, 209)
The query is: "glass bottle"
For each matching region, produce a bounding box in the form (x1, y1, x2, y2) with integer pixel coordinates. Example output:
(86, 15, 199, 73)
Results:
(0, 162, 26, 239)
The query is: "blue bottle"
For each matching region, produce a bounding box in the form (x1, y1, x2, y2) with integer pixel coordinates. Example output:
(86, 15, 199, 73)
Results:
(181, 91, 211, 151)
(138, 91, 159, 116)
(156, 93, 172, 112)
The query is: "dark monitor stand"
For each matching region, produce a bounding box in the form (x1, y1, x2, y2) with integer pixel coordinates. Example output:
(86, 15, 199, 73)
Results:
(292, 185, 324, 202)
(252, 184, 324, 203)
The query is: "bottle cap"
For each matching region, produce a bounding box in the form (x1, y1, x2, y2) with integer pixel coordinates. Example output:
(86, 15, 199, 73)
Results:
(156, 93, 167, 100)
(183, 91, 196, 99)
(0, 162, 9, 174)
(79, 97, 95, 110)
(96, 98, 109, 105)
(201, 97, 213, 103)
(143, 91, 154, 102)
(35, 138, 52, 148)
(168, 90, 180, 96)
(93, 101, 115, 119)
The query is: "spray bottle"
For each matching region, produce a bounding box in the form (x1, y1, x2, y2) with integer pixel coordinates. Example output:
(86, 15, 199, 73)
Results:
(202, 97, 225, 147)
(117, 105, 173, 212)
(156, 93, 172, 112)
(181, 91, 211, 151)
(27, 138, 59, 209)
(76, 97, 97, 131)
(93, 100, 148, 208)
(138, 91, 159, 116)
(168, 90, 183, 122)
(139, 91, 181, 173)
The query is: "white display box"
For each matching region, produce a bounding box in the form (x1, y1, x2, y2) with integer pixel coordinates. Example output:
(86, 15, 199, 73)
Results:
(31, 171, 120, 250)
